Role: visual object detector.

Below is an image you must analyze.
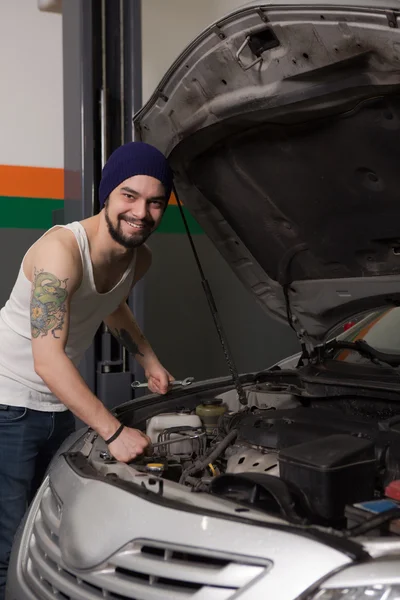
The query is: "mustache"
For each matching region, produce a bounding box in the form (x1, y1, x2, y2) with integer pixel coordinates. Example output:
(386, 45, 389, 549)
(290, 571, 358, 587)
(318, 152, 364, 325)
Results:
(120, 216, 154, 228)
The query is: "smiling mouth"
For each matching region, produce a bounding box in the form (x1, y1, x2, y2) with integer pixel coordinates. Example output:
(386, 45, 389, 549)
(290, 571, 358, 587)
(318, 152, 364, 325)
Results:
(124, 221, 146, 230)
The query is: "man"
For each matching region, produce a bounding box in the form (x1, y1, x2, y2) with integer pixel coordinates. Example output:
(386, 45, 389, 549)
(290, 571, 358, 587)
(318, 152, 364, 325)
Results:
(0, 141, 175, 598)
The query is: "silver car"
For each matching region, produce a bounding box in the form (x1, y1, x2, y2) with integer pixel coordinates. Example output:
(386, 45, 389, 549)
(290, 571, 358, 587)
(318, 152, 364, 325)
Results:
(7, 1, 400, 598)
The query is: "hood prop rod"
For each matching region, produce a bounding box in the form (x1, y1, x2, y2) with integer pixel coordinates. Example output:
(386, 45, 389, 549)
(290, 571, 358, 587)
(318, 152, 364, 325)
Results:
(173, 184, 247, 406)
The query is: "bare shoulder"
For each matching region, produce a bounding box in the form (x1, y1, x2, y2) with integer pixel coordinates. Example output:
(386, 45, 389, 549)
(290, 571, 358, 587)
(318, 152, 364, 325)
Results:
(134, 244, 152, 281)
(24, 227, 83, 290)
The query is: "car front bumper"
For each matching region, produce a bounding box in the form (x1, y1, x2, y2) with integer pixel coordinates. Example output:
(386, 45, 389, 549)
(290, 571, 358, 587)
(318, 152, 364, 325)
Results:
(6, 451, 372, 600)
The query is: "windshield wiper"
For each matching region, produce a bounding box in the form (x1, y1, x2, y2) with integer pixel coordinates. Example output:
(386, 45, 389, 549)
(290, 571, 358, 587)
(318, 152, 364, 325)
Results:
(324, 339, 400, 368)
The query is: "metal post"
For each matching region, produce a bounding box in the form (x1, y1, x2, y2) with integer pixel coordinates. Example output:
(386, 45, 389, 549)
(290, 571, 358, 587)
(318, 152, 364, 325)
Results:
(62, 0, 101, 225)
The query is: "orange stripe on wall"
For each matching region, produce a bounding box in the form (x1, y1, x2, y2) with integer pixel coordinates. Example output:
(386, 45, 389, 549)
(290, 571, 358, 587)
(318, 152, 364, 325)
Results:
(0, 165, 64, 199)
(0, 165, 180, 204)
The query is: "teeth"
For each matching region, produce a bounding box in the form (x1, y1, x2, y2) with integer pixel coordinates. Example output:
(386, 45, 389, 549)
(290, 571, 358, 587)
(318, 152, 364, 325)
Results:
(126, 222, 142, 229)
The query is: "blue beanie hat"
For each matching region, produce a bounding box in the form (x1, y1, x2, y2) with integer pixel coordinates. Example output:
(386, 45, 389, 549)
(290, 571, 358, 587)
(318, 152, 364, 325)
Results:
(99, 141, 173, 208)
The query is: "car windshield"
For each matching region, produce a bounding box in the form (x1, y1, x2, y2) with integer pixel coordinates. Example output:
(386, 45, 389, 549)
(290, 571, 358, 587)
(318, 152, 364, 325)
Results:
(332, 307, 400, 365)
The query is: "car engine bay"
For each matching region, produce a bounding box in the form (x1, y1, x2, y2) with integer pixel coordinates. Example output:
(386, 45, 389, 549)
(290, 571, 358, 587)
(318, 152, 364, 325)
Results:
(87, 382, 400, 537)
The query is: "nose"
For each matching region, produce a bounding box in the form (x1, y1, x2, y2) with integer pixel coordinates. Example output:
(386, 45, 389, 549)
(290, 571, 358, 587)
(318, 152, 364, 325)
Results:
(132, 199, 148, 220)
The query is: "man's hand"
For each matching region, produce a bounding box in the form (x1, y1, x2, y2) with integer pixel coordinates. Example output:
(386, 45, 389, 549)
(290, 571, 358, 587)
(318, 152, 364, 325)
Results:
(108, 427, 151, 462)
(145, 362, 175, 395)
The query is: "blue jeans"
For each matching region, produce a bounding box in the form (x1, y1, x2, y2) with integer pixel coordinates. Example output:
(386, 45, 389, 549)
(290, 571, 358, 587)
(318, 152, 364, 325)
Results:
(0, 405, 75, 600)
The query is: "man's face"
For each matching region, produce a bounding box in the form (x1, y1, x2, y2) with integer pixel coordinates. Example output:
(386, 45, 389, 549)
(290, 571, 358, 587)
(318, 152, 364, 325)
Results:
(104, 175, 167, 249)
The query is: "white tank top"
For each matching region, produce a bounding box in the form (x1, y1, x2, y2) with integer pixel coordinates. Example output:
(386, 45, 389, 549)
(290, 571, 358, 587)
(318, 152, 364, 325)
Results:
(0, 221, 137, 411)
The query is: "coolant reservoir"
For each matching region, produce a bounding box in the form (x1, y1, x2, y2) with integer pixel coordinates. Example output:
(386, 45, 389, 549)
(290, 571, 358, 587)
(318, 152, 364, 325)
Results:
(146, 411, 202, 454)
(196, 399, 227, 435)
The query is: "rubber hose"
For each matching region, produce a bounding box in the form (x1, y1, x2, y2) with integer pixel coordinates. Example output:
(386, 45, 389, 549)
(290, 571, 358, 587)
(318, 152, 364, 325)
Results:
(180, 429, 238, 484)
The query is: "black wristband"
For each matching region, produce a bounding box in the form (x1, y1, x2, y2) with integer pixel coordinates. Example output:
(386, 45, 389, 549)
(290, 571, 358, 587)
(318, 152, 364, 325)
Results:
(105, 424, 124, 445)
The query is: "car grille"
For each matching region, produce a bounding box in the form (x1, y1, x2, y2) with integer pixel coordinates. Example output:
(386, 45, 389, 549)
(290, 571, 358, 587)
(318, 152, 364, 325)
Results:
(24, 486, 269, 599)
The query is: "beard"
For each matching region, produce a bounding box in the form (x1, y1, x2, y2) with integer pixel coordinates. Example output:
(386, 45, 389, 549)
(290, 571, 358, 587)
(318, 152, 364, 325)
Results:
(104, 202, 155, 249)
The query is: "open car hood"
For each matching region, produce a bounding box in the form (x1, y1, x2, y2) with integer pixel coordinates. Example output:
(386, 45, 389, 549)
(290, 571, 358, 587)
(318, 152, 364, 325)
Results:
(134, 1, 400, 347)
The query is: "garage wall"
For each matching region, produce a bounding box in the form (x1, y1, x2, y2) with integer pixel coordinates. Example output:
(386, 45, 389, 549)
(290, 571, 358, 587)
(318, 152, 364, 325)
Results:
(0, 0, 63, 307)
(0, 2, 63, 168)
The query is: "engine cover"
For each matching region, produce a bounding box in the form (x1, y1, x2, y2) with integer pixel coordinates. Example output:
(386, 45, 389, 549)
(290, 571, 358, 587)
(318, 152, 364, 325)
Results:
(237, 406, 392, 450)
(233, 404, 400, 524)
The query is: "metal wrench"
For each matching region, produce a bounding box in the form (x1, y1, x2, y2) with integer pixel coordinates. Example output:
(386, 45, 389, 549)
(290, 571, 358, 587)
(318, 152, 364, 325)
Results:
(131, 376, 194, 389)
(150, 431, 204, 450)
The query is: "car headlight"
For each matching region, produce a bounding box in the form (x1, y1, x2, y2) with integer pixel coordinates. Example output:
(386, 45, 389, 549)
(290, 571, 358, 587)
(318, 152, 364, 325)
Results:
(312, 585, 400, 599)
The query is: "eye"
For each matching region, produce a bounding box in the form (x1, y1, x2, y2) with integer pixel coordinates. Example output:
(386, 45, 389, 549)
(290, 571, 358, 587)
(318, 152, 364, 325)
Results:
(151, 200, 164, 209)
(122, 193, 135, 200)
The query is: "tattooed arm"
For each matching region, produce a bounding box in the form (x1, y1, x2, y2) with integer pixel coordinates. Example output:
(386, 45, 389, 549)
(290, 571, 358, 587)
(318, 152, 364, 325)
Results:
(104, 244, 174, 395)
(28, 235, 150, 462)
(105, 303, 174, 395)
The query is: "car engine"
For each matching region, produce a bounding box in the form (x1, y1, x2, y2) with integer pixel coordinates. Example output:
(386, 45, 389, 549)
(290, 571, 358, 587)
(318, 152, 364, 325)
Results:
(128, 383, 400, 533)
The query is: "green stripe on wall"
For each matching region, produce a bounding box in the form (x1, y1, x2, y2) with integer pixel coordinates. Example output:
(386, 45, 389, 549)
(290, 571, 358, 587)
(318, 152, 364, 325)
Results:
(0, 196, 64, 229)
(0, 196, 204, 234)
(158, 204, 203, 234)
